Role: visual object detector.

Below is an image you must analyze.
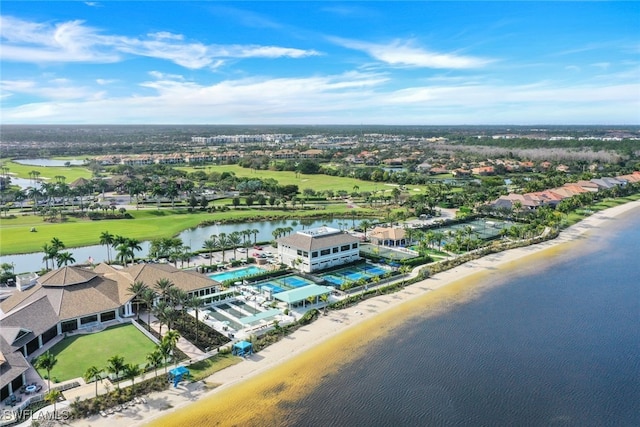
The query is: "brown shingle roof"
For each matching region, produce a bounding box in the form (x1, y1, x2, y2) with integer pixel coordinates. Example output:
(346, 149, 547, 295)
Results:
(39, 266, 98, 287)
(277, 232, 359, 252)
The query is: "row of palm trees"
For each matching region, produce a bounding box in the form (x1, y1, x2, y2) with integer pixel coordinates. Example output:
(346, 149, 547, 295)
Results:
(127, 278, 206, 346)
(41, 238, 76, 269)
(99, 231, 142, 266)
(202, 228, 260, 265)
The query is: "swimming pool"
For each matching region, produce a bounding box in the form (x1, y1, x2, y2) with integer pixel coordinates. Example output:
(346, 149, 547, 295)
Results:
(208, 266, 266, 282)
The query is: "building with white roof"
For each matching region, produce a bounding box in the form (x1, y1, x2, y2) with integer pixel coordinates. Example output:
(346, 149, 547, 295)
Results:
(276, 227, 360, 273)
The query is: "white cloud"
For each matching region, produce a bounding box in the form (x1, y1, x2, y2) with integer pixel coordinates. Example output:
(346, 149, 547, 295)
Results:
(2, 71, 637, 124)
(0, 16, 320, 68)
(330, 37, 493, 69)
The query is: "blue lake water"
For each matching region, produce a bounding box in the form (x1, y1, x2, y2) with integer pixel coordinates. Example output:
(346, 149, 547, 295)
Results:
(13, 159, 86, 167)
(283, 208, 640, 426)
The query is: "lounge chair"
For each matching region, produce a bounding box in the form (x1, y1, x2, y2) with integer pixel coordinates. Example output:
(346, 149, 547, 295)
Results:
(106, 408, 114, 415)
(115, 405, 122, 412)
(35, 385, 42, 393)
(140, 397, 147, 404)
(100, 411, 108, 417)
(134, 397, 142, 404)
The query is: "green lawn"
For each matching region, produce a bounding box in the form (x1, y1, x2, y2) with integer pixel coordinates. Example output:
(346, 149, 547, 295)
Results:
(176, 164, 428, 194)
(187, 353, 242, 382)
(37, 324, 156, 382)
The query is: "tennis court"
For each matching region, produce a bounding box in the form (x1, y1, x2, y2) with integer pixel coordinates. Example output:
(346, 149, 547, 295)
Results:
(320, 263, 390, 287)
(254, 275, 315, 294)
(360, 243, 418, 261)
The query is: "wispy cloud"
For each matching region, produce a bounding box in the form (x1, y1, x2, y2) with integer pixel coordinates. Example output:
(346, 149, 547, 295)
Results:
(330, 37, 493, 69)
(0, 16, 320, 69)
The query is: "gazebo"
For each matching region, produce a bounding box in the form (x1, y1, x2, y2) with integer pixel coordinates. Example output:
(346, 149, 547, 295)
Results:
(232, 341, 253, 357)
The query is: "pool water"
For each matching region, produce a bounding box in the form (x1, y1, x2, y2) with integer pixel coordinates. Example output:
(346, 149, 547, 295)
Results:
(208, 266, 266, 282)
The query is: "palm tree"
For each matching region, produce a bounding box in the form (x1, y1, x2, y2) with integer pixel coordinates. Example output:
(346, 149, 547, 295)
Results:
(146, 349, 163, 377)
(45, 389, 62, 416)
(83, 366, 102, 398)
(50, 237, 65, 251)
(34, 351, 57, 391)
(99, 231, 114, 263)
(123, 363, 142, 392)
(115, 244, 132, 266)
(140, 288, 157, 330)
(217, 232, 229, 262)
(155, 278, 175, 303)
(162, 331, 181, 369)
(127, 281, 148, 321)
(153, 301, 170, 337)
(106, 355, 125, 389)
(202, 238, 217, 266)
(41, 243, 57, 270)
(187, 296, 205, 346)
(55, 251, 76, 267)
(126, 238, 142, 264)
(251, 228, 260, 245)
(157, 340, 172, 375)
(359, 219, 372, 239)
(228, 231, 242, 260)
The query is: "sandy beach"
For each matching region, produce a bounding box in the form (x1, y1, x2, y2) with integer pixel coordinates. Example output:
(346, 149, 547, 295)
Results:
(64, 200, 640, 427)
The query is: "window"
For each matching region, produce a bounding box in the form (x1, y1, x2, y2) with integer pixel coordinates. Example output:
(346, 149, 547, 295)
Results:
(333, 247, 339, 253)
(352, 243, 358, 249)
(100, 311, 116, 322)
(312, 251, 318, 258)
(297, 249, 303, 256)
(320, 249, 330, 256)
(81, 315, 98, 325)
(303, 251, 309, 257)
(341, 245, 351, 251)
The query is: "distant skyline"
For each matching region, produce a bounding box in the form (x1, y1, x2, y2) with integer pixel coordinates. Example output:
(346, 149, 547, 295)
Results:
(1, 1, 638, 125)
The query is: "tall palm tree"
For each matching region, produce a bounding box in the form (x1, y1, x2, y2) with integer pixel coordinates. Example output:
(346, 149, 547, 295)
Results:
(187, 295, 205, 346)
(106, 355, 125, 389)
(56, 251, 75, 267)
(34, 351, 57, 391)
(41, 243, 56, 270)
(153, 301, 170, 338)
(99, 231, 114, 263)
(50, 237, 65, 251)
(115, 244, 132, 266)
(202, 238, 217, 266)
(127, 281, 148, 321)
(228, 231, 242, 260)
(162, 330, 181, 369)
(123, 363, 142, 392)
(251, 228, 260, 245)
(157, 340, 172, 375)
(140, 288, 157, 330)
(217, 232, 229, 263)
(45, 389, 62, 415)
(146, 349, 163, 377)
(83, 366, 102, 398)
(126, 238, 142, 264)
(155, 278, 175, 303)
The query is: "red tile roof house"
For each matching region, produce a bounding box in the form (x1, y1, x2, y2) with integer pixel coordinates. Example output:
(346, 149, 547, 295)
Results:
(0, 264, 220, 400)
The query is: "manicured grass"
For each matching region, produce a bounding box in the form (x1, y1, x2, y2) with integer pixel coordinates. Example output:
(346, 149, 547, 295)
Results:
(37, 324, 157, 382)
(187, 353, 243, 382)
(0, 159, 93, 182)
(176, 164, 427, 194)
(0, 205, 376, 255)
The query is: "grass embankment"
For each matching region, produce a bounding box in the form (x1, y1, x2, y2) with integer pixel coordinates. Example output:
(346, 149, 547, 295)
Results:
(188, 353, 243, 382)
(0, 159, 93, 182)
(36, 324, 156, 382)
(0, 205, 376, 255)
(564, 194, 640, 226)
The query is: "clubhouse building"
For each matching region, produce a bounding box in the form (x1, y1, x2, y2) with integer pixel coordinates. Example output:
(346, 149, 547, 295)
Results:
(0, 263, 220, 401)
(276, 226, 360, 273)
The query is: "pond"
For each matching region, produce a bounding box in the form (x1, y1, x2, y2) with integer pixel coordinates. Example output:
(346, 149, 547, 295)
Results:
(0, 217, 365, 274)
(13, 159, 87, 167)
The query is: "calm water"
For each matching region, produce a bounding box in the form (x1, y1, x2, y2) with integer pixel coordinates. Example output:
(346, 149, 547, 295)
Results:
(284, 211, 640, 426)
(13, 158, 86, 167)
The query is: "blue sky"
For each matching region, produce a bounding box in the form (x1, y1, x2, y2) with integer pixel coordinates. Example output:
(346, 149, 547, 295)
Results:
(1, 1, 638, 125)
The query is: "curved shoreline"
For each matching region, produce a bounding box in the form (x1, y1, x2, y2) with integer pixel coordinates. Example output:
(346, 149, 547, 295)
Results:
(69, 200, 640, 427)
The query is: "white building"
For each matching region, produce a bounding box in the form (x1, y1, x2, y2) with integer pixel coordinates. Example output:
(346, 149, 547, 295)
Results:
(277, 227, 360, 273)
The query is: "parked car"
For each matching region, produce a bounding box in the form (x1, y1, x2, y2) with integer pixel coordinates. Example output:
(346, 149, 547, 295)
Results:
(253, 245, 263, 250)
